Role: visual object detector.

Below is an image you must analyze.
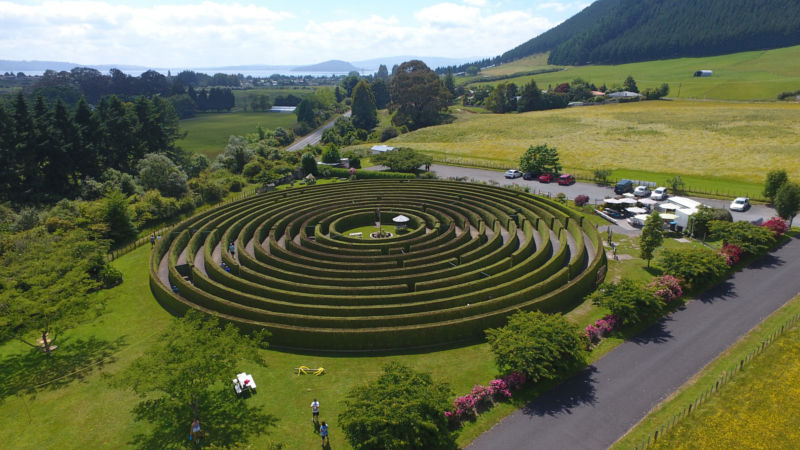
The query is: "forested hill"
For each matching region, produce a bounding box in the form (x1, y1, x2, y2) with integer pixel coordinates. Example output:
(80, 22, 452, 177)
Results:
(503, 0, 800, 66)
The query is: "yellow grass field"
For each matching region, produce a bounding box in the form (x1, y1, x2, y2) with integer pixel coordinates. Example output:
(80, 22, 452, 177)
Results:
(652, 324, 800, 449)
(389, 100, 800, 182)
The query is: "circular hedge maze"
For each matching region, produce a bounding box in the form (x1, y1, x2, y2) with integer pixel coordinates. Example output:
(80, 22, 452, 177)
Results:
(150, 179, 607, 351)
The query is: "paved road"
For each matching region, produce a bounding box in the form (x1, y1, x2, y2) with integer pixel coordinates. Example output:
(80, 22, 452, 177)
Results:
(469, 235, 800, 450)
(285, 110, 351, 152)
(428, 164, 787, 224)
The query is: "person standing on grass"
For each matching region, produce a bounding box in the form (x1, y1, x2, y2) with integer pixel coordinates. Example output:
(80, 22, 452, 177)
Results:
(190, 417, 201, 443)
(319, 421, 329, 446)
(311, 398, 320, 423)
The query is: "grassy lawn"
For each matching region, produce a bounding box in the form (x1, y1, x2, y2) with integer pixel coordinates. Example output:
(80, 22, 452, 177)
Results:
(177, 111, 297, 158)
(614, 293, 800, 449)
(468, 45, 800, 101)
(388, 100, 800, 197)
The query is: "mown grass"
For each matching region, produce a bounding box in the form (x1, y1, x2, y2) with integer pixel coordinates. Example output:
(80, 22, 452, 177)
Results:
(613, 292, 800, 449)
(467, 45, 800, 101)
(177, 111, 297, 158)
(389, 100, 800, 196)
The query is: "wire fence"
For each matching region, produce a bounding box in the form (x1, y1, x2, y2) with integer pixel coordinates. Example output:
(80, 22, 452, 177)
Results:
(634, 312, 800, 449)
(106, 187, 258, 262)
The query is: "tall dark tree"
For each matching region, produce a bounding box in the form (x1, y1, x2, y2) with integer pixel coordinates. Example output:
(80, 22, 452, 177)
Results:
(518, 79, 542, 112)
(389, 60, 451, 130)
(371, 78, 390, 109)
(444, 68, 456, 95)
(73, 97, 101, 180)
(45, 99, 79, 196)
(96, 95, 142, 173)
(351, 80, 378, 130)
(295, 98, 316, 126)
(376, 64, 390, 80)
(623, 75, 639, 93)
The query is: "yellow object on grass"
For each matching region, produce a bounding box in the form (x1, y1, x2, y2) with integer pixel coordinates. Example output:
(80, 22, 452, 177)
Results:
(295, 366, 326, 376)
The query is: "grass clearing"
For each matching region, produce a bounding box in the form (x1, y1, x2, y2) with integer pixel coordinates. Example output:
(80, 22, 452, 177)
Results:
(390, 100, 800, 197)
(468, 45, 800, 101)
(614, 292, 800, 449)
(177, 111, 297, 158)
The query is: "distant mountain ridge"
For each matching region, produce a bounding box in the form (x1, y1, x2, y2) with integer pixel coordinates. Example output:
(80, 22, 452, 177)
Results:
(502, 0, 800, 65)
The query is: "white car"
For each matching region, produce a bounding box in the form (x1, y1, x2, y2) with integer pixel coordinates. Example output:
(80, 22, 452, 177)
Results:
(633, 186, 651, 197)
(729, 197, 751, 211)
(650, 187, 668, 200)
(504, 169, 523, 179)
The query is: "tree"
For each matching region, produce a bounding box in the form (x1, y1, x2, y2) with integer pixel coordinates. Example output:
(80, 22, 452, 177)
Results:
(688, 205, 731, 239)
(639, 211, 663, 267)
(101, 189, 138, 245)
(666, 175, 685, 194)
(517, 79, 541, 112)
(465, 65, 479, 76)
(658, 247, 728, 288)
(519, 144, 561, 175)
(321, 145, 341, 164)
(589, 279, 663, 326)
(444, 68, 456, 95)
(351, 80, 378, 130)
(773, 182, 800, 226)
(215, 135, 253, 174)
(295, 98, 316, 126)
(0, 228, 110, 356)
(301, 151, 317, 176)
(376, 64, 390, 80)
(708, 220, 776, 254)
(389, 60, 451, 130)
(371, 147, 432, 173)
(485, 310, 587, 382)
(118, 312, 271, 447)
(371, 78, 390, 109)
(763, 169, 789, 205)
(623, 75, 639, 93)
(338, 362, 454, 450)
(138, 153, 188, 197)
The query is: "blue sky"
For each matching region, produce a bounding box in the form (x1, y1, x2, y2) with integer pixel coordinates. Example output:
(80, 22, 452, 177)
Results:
(0, 0, 590, 67)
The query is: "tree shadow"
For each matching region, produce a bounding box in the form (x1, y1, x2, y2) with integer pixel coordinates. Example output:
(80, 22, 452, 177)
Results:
(522, 366, 598, 417)
(130, 387, 278, 449)
(0, 335, 126, 402)
(630, 318, 674, 345)
(697, 280, 736, 304)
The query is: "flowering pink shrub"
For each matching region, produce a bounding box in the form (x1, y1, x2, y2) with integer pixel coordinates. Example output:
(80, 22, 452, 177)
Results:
(720, 243, 743, 266)
(574, 194, 590, 207)
(501, 371, 527, 390)
(762, 217, 789, 238)
(489, 379, 511, 399)
(584, 314, 619, 343)
(471, 384, 493, 407)
(649, 275, 683, 303)
(453, 395, 478, 420)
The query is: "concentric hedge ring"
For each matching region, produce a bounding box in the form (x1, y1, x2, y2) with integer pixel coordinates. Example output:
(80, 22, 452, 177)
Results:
(150, 179, 607, 351)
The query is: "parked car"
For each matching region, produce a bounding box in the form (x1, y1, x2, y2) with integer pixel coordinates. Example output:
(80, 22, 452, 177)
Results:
(651, 187, 668, 200)
(557, 174, 576, 185)
(504, 169, 522, 179)
(614, 179, 634, 194)
(633, 186, 651, 197)
(523, 172, 537, 180)
(729, 197, 751, 211)
(538, 173, 555, 183)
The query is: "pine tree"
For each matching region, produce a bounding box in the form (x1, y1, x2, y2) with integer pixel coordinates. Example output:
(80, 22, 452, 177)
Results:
(351, 80, 378, 130)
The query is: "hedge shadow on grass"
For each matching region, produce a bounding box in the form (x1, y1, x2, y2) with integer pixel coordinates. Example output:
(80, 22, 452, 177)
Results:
(0, 335, 126, 402)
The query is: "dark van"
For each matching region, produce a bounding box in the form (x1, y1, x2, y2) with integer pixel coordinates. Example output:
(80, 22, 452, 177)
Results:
(614, 179, 634, 194)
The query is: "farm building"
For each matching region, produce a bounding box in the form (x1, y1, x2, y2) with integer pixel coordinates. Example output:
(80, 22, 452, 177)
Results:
(693, 70, 713, 77)
(608, 91, 641, 99)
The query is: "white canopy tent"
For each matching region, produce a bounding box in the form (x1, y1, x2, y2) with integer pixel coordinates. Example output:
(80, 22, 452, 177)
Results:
(393, 214, 410, 230)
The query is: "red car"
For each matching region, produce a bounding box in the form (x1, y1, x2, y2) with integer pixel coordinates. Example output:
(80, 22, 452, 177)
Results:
(557, 174, 575, 185)
(538, 173, 554, 183)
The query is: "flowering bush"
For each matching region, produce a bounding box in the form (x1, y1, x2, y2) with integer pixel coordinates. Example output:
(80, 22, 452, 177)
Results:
(471, 384, 493, 407)
(649, 275, 683, 303)
(584, 314, 619, 343)
(720, 243, 743, 266)
(501, 371, 527, 390)
(762, 217, 789, 238)
(574, 194, 590, 207)
(489, 379, 512, 400)
(452, 395, 478, 420)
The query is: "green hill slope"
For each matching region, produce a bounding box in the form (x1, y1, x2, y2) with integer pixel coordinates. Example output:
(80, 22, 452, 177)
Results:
(472, 45, 800, 101)
(493, 0, 800, 67)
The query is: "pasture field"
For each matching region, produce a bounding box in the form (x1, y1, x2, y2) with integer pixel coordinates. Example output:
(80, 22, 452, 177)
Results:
(232, 86, 318, 106)
(389, 100, 800, 197)
(467, 45, 800, 101)
(177, 111, 297, 158)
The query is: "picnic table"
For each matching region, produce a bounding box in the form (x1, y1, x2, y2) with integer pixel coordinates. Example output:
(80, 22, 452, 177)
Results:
(233, 372, 256, 396)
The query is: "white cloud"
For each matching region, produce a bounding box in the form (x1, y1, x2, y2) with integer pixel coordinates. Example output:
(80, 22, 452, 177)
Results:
(0, 1, 557, 67)
(462, 0, 487, 6)
(537, 2, 590, 13)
